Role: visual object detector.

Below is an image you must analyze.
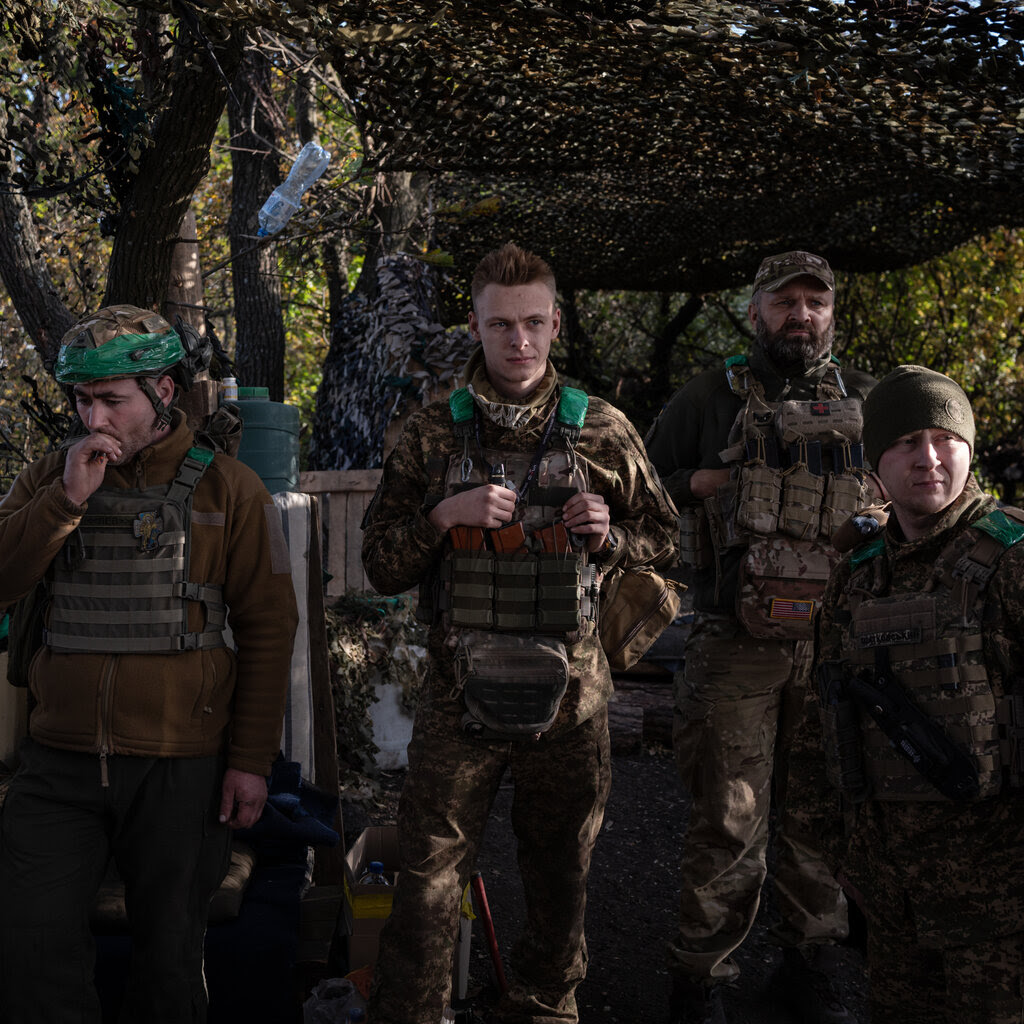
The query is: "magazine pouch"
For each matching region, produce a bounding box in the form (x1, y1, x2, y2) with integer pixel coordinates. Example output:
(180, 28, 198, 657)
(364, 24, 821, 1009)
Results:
(679, 506, 713, 571)
(779, 440, 824, 540)
(734, 436, 781, 535)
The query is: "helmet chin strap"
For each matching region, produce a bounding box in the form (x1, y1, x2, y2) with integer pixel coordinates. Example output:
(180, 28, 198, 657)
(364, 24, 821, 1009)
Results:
(137, 378, 177, 429)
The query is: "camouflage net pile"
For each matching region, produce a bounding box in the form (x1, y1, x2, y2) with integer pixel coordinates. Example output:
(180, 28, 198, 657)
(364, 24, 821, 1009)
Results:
(117, 0, 1024, 292)
(325, 593, 429, 797)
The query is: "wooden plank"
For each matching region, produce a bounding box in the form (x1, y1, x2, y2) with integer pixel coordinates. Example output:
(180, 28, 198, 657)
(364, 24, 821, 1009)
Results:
(306, 498, 347, 885)
(300, 469, 381, 494)
(326, 491, 348, 600)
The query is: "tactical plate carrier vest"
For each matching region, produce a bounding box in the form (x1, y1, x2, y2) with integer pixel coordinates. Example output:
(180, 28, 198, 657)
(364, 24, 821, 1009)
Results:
(433, 387, 599, 739)
(698, 355, 871, 640)
(45, 446, 227, 654)
(823, 507, 1024, 802)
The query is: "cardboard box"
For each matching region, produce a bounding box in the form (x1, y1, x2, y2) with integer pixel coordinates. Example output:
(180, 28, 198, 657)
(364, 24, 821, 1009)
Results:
(343, 826, 400, 970)
(341, 824, 473, 985)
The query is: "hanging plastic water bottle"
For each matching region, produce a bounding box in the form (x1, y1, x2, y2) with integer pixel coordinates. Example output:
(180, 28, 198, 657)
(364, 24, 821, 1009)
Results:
(358, 859, 390, 885)
(257, 140, 331, 237)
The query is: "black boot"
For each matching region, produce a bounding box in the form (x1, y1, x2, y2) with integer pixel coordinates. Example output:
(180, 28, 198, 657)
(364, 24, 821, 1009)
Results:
(667, 977, 726, 1024)
(770, 945, 856, 1024)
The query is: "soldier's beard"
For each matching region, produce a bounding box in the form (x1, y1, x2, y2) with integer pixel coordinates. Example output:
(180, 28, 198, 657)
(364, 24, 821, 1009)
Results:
(756, 318, 834, 366)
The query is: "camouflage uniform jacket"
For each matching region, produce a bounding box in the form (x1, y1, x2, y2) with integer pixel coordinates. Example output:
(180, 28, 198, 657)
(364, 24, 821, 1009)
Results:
(644, 344, 874, 613)
(361, 363, 679, 731)
(790, 476, 1024, 945)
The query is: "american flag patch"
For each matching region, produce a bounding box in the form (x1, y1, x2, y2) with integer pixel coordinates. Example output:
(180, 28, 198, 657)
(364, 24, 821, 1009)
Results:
(769, 598, 815, 621)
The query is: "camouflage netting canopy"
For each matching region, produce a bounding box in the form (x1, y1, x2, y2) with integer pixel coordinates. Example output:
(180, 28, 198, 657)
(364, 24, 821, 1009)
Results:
(128, 0, 1024, 288)
(193, 0, 1022, 291)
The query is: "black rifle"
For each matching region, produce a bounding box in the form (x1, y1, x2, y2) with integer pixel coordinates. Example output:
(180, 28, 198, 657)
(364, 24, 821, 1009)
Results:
(844, 650, 980, 802)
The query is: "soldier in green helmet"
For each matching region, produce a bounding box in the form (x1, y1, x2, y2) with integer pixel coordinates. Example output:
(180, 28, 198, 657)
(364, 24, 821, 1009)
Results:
(361, 244, 679, 1024)
(0, 305, 298, 1023)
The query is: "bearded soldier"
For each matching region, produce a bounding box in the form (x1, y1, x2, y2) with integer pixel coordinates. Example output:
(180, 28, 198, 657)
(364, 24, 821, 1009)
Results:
(645, 252, 876, 1024)
(790, 366, 1024, 1024)
(0, 306, 297, 1023)
(361, 243, 679, 1024)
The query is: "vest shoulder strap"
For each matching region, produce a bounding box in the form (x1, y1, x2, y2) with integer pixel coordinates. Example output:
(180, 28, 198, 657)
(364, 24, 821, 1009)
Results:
(724, 354, 847, 399)
(973, 507, 1024, 549)
(165, 445, 215, 507)
(850, 536, 885, 570)
(933, 508, 1024, 610)
(447, 386, 590, 441)
(555, 386, 588, 443)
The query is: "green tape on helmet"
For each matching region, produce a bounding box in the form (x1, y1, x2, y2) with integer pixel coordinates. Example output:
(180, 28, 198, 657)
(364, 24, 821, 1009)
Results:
(55, 330, 185, 384)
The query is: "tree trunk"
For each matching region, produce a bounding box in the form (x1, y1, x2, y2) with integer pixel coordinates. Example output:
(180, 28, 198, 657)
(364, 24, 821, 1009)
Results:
(561, 289, 594, 381)
(227, 46, 288, 401)
(103, 22, 243, 311)
(0, 104, 75, 370)
(164, 208, 205, 333)
(353, 170, 431, 301)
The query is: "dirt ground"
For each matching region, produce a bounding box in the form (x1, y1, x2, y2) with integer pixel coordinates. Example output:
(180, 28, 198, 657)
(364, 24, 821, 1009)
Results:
(341, 743, 870, 1024)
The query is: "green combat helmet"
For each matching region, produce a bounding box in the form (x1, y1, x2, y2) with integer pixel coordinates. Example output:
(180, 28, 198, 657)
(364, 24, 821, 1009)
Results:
(55, 305, 212, 429)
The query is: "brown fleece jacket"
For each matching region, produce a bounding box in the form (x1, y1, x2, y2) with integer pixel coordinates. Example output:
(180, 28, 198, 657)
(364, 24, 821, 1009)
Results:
(0, 413, 298, 776)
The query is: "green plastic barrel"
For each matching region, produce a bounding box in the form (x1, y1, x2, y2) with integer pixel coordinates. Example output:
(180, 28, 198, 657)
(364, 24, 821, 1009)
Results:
(234, 386, 300, 494)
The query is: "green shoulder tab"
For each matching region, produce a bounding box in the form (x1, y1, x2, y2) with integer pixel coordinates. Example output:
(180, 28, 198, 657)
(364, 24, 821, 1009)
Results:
(725, 354, 749, 369)
(449, 387, 474, 425)
(850, 536, 885, 569)
(974, 509, 1024, 549)
(187, 446, 215, 466)
(830, 354, 841, 365)
(556, 387, 588, 429)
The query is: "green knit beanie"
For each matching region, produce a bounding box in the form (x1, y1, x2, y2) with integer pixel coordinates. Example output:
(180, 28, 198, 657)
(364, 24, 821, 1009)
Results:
(863, 364, 975, 468)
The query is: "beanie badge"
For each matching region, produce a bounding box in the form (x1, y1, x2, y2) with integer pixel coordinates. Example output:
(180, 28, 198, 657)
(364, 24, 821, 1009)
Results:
(945, 398, 966, 424)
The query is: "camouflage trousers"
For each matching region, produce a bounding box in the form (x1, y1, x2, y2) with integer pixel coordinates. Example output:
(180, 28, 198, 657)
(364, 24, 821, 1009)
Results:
(367, 695, 612, 1024)
(867, 924, 1024, 1024)
(667, 613, 848, 984)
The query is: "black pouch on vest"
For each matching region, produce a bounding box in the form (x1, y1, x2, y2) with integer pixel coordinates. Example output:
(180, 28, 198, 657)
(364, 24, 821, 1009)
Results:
(454, 631, 569, 739)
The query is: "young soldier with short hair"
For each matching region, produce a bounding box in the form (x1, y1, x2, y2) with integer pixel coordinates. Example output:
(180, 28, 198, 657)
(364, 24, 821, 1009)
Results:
(362, 243, 679, 1024)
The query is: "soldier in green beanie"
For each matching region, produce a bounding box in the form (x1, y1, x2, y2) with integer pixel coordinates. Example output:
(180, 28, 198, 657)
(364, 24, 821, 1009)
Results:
(789, 365, 1024, 1023)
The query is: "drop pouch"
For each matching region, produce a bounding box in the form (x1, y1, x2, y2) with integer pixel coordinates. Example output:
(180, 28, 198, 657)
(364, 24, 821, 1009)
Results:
(454, 631, 569, 738)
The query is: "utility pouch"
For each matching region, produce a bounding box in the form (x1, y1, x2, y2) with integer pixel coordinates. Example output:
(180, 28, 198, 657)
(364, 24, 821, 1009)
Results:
(679, 505, 713, 571)
(821, 472, 868, 541)
(779, 462, 824, 540)
(599, 566, 685, 672)
(444, 552, 495, 629)
(734, 438, 781, 535)
(736, 537, 832, 640)
(455, 631, 569, 738)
